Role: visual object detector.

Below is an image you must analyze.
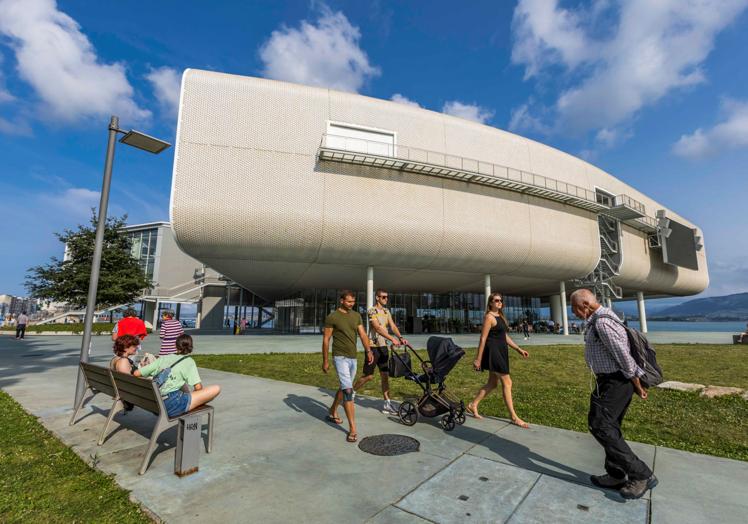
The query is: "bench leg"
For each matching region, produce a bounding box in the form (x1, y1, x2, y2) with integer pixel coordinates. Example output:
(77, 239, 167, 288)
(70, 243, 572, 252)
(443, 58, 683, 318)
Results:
(207, 410, 214, 453)
(139, 423, 164, 475)
(175, 414, 202, 477)
(69, 390, 92, 426)
(98, 399, 123, 445)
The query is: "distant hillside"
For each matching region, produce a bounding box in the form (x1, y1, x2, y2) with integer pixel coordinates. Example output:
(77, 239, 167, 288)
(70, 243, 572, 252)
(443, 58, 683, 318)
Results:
(651, 292, 748, 321)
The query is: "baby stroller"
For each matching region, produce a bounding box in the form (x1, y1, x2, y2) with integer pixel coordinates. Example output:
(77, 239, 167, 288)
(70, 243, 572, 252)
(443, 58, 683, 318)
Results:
(390, 336, 466, 431)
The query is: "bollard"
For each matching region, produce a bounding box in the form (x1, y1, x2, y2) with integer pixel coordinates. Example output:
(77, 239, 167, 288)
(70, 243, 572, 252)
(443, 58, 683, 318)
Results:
(175, 413, 202, 477)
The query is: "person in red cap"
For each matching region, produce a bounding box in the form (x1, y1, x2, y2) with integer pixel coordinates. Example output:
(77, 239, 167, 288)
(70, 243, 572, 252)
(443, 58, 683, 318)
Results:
(111, 308, 148, 343)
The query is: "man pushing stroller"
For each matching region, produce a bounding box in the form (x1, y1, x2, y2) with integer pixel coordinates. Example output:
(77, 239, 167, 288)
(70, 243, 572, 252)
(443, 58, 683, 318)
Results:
(353, 289, 409, 414)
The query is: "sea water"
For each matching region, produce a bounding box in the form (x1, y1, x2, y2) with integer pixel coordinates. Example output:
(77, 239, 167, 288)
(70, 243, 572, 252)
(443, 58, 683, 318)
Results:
(628, 320, 745, 332)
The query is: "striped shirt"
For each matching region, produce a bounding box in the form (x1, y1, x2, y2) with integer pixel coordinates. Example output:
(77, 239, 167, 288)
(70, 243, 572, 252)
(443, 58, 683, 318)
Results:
(584, 307, 644, 379)
(158, 319, 184, 355)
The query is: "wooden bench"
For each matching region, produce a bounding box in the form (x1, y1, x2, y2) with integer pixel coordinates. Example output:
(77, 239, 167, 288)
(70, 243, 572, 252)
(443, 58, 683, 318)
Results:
(69, 362, 125, 446)
(108, 370, 214, 475)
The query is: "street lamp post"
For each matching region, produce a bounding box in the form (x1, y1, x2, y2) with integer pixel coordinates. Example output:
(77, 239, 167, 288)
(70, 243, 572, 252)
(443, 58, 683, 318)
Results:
(73, 115, 171, 411)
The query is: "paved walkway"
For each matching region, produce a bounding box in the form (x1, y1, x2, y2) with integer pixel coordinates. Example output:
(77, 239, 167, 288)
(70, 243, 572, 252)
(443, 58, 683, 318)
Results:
(1, 336, 746, 523)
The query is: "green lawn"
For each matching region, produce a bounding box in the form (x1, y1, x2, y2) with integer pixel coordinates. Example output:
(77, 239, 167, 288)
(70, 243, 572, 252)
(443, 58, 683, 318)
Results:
(195, 344, 748, 462)
(0, 391, 152, 524)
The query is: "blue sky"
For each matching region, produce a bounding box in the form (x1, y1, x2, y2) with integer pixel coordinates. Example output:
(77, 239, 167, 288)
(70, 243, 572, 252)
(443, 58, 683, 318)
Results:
(1, 0, 747, 302)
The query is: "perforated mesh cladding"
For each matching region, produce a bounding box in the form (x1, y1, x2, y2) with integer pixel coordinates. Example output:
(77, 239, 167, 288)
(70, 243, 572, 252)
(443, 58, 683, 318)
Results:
(174, 71, 327, 261)
(443, 117, 533, 173)
(172, 70, 707, 297)
(520, 196, 601, 279)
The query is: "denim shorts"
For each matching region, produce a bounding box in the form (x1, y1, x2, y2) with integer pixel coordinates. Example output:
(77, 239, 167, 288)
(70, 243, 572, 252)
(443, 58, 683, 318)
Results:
(333, 356, 357, 390)
(163, 389, 191, 418)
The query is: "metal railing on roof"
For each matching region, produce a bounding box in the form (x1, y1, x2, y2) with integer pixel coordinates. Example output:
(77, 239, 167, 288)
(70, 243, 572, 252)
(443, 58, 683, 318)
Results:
(318, 134, 657, 232)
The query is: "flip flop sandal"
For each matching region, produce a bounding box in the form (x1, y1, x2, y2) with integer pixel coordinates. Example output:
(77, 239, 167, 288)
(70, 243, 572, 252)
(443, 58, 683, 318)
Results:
(347, 432, 358, 443)
(326, 415, 343, 424)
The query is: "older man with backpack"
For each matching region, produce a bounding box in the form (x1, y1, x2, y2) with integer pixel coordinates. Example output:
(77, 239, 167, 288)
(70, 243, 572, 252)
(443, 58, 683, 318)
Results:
(570, 288, 660, 500)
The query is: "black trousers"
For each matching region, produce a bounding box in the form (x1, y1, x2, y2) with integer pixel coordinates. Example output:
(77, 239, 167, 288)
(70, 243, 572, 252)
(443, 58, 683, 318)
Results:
(588, 372, 652, 481)
(16, 324, 26, 338)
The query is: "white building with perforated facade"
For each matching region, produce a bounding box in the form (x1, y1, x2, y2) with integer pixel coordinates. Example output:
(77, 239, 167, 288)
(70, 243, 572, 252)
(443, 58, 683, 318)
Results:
(169, 70, 708, 334)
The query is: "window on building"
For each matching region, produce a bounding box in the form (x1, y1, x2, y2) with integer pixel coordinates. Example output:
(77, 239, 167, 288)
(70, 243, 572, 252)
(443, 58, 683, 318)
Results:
(326, 122, 395, 157)
(595, 188, 615, 207)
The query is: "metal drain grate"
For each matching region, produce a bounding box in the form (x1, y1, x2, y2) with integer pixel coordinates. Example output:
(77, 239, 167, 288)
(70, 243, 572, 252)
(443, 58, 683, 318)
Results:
(358, 434, 420, 456)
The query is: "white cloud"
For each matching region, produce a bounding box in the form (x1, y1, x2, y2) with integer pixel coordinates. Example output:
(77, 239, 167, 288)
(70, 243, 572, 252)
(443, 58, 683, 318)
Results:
(673, 99, 748, 158)
(510, 0, 748, 138)
(146, 66, 181, 118)
(38, 187, 101, 219)
(390, 93, 420, 108)
(508, 103, 549, 134)
(511, 0, 592, 79)
(259, 5, 380, 93)
(442, 101, 494, 124)
(0, 115, 31, 135)
(0, 52, 16, 103)
(0, 0, 150, 122)
(702, 257, 748, 296)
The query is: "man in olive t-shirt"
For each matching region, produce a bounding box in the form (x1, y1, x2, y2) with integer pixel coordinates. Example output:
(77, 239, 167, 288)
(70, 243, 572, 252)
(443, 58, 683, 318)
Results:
(322, 290, 373, 443)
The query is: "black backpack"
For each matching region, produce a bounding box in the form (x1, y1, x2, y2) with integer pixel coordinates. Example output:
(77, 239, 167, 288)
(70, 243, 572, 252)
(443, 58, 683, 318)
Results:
(593, 314, 664, 388)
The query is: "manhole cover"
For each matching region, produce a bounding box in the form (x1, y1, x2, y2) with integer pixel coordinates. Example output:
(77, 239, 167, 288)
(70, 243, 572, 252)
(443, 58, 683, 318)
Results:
(358, 434, 420, 456)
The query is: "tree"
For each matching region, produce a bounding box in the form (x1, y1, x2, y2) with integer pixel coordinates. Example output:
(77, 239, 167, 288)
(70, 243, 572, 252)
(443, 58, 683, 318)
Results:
(25, 213, 152, 309)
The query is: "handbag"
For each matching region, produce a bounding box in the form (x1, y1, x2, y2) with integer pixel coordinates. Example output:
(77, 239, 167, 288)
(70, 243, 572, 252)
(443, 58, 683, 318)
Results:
(388, 347, 412, 378)
(153, 356, 189, 389)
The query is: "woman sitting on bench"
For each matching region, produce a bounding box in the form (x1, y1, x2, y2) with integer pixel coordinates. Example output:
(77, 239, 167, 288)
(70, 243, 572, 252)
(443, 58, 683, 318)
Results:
(111, 334, 141, 374)
(134, 334, 221, 417)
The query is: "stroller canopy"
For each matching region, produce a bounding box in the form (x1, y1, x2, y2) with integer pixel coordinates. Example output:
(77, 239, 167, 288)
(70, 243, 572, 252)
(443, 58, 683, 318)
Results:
(425, 336, 465, 381)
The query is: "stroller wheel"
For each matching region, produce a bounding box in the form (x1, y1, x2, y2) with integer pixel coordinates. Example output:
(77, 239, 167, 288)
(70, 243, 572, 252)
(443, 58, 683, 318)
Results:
(440, 414, 456, 431)
(399, 401, 418, 426)
(455, 410, 466, 426)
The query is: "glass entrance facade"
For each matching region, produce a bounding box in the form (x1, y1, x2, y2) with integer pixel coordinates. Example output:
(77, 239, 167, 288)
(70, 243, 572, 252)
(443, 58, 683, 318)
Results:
(261, 289, 543, 335)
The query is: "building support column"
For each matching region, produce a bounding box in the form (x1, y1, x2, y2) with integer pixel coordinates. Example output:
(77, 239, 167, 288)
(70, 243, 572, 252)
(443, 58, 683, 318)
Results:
(366, 267, 374, 312)
(560, 281, 569, 336)
(152, 300, 160, 331)
(484, 274, 491, 307)
(637, 291, 648, 334)
(549, 295, 562, 327)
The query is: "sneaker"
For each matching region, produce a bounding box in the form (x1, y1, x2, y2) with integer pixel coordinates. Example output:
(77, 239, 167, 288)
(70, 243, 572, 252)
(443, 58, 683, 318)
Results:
(382, 400, 396, 414)
(620, 475, 658, 499)
(590, 473, 626, 489)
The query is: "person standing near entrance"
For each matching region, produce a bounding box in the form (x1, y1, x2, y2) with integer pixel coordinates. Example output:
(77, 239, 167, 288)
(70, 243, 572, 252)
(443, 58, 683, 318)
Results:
(353, 289, 409, 414)
(158, 310, 184, 356)
(322, 290, 373, 443)
(15, 311, 29, 339)
(521, 319, 530, 340)
(570, 288, 657, 499)
(467, 292, 529, 427)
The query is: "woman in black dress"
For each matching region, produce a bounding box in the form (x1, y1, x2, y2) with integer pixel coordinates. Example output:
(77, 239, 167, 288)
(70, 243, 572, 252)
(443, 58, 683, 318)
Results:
(467, 292, 530, 427)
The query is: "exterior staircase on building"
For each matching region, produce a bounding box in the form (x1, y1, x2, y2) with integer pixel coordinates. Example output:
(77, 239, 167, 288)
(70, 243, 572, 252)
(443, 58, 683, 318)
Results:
(575, 215, 623, 300)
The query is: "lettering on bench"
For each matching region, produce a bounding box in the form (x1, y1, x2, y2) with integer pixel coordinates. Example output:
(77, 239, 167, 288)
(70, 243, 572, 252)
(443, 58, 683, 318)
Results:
(186, 422, 199, 431)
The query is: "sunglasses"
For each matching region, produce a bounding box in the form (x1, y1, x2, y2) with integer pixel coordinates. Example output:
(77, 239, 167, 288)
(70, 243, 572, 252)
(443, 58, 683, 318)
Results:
(493, 298, 503, 303)
(378, 295, 389, 299)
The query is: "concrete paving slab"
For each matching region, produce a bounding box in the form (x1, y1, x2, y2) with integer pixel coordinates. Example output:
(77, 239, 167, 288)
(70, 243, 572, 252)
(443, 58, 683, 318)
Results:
(397, 454, 540, 523)
(365, 505, 433, 523)
(467, 422, 655, 492)
(651, 446, 748, 524)
(508, 475, 648, 524)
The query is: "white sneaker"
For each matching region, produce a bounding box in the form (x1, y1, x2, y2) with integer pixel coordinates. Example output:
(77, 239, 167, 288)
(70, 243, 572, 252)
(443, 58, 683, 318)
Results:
(382, 400, 397, 414)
